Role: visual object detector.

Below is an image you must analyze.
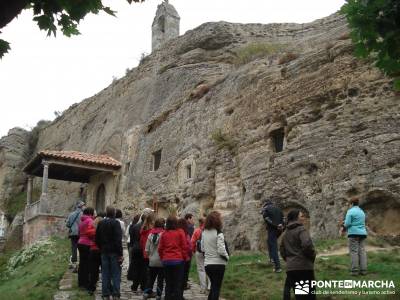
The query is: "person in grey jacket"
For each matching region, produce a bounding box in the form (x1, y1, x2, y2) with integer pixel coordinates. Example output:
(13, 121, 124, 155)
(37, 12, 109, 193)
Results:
(201, 211, 229, 300)
(66, 200, 85, 271)
(280, 209, 316, 300)
(143, 218, 165, 300)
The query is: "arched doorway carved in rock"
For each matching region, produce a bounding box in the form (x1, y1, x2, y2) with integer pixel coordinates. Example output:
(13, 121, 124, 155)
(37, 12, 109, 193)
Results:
(96, 184, 106, 214)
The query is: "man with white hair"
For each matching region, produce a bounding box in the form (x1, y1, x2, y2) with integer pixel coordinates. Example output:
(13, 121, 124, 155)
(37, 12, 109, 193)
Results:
(66, 200, 85, 272)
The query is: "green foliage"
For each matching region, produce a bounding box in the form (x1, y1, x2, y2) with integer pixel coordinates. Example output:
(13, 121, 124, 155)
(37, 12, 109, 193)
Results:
(341, 0, 400, 90)
(211, 129, 237, 153)
(0, 0, 144, 58)
(0, 237, 70, 300)
(234, 43, 284, 65)
(6, 239, 55, 274)
(0, 39, 10, 58)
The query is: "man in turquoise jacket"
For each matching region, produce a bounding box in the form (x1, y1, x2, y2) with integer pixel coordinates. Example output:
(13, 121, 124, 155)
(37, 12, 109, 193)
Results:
(344, 197, 367, 275)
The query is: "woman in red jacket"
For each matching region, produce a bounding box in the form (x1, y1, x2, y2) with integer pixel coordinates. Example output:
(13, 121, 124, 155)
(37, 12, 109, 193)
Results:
(158, 216, 188, 300)
(86, 211, 105, 295)
(140, 212, 155, 292)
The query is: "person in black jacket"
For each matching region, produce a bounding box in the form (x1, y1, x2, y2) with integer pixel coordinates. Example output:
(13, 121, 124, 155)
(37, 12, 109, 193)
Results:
(261, 198, 284, 273)
(127, 208, 153, 293)
(280, 209, 316, 300)
(95, 206, 123, 300)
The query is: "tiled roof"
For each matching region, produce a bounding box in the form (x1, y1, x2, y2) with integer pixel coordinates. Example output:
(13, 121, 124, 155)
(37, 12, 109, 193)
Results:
(39, 150, 121, 168)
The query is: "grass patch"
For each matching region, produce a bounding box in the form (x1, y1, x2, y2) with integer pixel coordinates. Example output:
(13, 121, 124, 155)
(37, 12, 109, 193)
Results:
(234, 43, 284, 65)
(190, 249, 400, 300)
(0, 237, 70, 300)
(314, 237, 348, 252)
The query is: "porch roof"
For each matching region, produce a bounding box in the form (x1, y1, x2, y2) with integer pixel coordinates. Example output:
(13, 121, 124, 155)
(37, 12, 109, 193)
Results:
(23, 150, 122, 183)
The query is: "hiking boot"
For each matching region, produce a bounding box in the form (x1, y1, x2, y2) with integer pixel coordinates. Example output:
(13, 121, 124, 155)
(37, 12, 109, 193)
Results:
(350, 271, 358, 276)
(274, 268, 282, 273)
(360, 271, 367, 276)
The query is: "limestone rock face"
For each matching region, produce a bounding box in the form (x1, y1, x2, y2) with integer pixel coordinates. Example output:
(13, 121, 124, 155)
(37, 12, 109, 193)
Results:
(2, 13, 400, 248)
(0, 128, 31, 210)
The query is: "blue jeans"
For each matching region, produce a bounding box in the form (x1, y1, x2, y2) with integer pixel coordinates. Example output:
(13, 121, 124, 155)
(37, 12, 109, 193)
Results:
(101, 253, 121, 297)
(267, 228, 280, 269)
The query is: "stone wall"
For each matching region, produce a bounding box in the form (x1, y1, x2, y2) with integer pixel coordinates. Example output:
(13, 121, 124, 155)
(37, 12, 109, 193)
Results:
(23, 214, 67, 246)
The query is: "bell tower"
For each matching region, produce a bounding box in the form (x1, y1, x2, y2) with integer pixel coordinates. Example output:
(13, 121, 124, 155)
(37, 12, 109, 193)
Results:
(152, 0, 180, 51)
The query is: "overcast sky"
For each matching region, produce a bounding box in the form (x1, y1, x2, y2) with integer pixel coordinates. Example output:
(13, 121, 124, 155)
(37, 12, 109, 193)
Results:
(0, 0, 346, 138)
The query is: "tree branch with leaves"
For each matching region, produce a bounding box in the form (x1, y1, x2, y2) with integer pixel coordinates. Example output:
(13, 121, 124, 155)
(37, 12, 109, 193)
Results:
(341, 0, 400, 90)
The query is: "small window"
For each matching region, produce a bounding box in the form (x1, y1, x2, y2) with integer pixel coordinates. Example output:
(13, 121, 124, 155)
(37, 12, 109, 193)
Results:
(152, 149, 162, 171)
(158, 16, 165, 33)
(271, 128, 285, 153)
(125, 162, 130, 174)
(186, 165, 192, 179)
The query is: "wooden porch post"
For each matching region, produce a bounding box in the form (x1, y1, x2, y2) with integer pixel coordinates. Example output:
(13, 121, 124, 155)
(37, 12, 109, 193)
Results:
(39, 160, 50, 212)
(26, 176, 33, 205)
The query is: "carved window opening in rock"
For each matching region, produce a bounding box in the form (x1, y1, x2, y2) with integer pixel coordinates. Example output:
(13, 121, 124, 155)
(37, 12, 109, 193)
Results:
(186, 165, 192, 179)
(96, 184, 106, 214)
(152, 149, 162, 171)
(271, 128, 285, 153)
(125, 162, 130, 174)
(158, 16, 165, 33)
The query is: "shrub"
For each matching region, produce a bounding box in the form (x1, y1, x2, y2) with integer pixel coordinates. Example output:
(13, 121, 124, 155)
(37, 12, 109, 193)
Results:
(6, 239, 55, 274)
(234, 43, 284, 65)
(278, 52, 299, 65)
(211, 129, 237, 153)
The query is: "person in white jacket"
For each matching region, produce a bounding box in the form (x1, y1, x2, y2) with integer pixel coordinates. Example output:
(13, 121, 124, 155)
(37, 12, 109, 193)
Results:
(201, 211, 229, 300)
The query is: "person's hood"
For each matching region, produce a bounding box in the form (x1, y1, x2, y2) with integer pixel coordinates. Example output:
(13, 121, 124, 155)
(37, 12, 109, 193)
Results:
(287, 221, 304, 230)
(81, 214, 93, 222)
(75, 200, 85, 209)
(150, 228, 164, 234)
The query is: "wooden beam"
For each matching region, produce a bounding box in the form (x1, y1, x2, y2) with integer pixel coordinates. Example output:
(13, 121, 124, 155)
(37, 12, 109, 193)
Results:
(46, 159, 119, 173)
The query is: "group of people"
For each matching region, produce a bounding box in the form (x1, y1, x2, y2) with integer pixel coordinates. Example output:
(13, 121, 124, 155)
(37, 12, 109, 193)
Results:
(66, 202, 125, 298)
(66, 202, 230, 300)
(66, 195, 367, 300)
(262, 196, 368, 299)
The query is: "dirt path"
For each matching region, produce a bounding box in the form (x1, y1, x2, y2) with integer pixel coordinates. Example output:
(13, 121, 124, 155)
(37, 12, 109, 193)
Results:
(318, 245, 400, 257)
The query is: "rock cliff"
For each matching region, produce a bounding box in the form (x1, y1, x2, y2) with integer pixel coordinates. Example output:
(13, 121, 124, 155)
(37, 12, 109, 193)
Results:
(1, 13, 399, 249)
